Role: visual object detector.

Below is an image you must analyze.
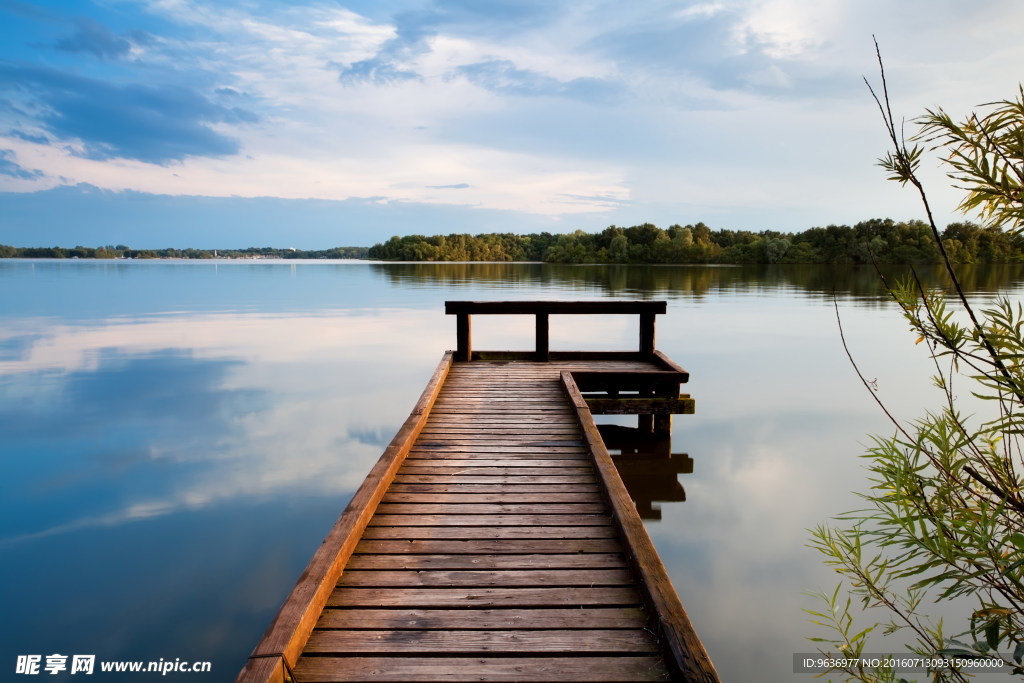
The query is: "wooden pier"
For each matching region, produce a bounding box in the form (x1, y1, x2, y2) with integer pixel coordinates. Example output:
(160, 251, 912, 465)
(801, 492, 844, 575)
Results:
(236, 301, 718, 683)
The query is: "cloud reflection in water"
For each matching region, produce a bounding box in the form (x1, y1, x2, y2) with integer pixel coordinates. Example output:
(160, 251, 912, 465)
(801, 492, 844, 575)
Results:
(0, 309, 449, 545)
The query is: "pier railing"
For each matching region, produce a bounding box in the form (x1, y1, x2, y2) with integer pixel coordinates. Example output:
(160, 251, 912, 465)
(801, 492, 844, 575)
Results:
(444, 300, 666, 362)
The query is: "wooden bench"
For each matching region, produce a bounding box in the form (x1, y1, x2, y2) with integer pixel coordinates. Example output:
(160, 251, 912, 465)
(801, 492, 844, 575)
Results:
(444, 300, 667, 362)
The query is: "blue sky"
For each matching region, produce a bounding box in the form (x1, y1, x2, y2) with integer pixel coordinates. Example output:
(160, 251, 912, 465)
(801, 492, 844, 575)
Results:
(1, 0, 1023, 248)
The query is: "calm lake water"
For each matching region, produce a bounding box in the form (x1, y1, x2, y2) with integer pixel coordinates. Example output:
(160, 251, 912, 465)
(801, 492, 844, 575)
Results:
(2, 259, 1022, 681)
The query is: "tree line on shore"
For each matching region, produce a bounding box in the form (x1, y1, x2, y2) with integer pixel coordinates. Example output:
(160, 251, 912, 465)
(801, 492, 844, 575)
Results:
(368, 218, 1024, 264)
(5, 218, 1023, 265)
(0, 245, 369, 259)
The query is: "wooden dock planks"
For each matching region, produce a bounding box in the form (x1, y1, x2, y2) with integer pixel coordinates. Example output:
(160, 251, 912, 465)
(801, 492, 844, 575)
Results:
(287, 361, 673, 682)
(237, 302, 719, 683)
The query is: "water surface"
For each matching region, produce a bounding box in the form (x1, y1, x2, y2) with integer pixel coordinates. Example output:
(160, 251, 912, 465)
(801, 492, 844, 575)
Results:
(2, 259, 1021, 681)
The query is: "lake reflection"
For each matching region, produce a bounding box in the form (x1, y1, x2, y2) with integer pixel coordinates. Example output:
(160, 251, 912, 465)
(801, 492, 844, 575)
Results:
(2, 260, 1022, 681)
(600, 425, 692, 520)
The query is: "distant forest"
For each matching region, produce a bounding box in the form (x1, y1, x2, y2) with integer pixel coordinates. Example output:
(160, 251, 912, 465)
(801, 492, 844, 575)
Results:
(0, 245, 368, 259)
(5, 219, 1024, 265)
(368, 219, 1024, 264)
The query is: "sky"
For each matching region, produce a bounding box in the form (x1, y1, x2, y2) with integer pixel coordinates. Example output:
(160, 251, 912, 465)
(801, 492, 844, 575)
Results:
(1, 0, 1023, 249)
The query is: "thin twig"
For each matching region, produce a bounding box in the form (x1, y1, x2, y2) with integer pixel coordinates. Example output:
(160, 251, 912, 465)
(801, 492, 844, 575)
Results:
(833, 294, 914, 442)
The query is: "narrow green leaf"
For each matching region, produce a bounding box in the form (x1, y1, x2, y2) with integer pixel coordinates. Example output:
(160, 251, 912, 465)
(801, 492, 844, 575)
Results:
(985, 621, 1001, 651)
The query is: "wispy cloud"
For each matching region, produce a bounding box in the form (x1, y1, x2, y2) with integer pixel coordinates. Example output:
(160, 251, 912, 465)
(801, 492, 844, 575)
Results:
(1, 64, 258, 163)
(54, 17, 152, 60)
(426, 182, 470, 189)
(0, 148, 43, 179)
(454, 59, 622, 103)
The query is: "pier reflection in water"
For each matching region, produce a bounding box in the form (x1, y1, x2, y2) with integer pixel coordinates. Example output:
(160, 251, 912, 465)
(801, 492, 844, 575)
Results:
(601, 423, 693, 520)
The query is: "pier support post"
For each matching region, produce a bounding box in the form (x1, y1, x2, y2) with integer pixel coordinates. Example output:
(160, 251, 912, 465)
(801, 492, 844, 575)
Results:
(456, 313, 472, 362)
(654, 414, 672, 437)
(639, 311, 656, 355)
(535, 313, 549, 361)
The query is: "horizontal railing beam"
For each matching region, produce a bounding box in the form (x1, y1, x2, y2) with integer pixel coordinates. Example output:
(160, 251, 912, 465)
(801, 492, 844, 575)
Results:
(585, 395, 695, 415)
(445, 300, 666, 315)
(571, 370, 689, 391)
(445, 300, 667, 361)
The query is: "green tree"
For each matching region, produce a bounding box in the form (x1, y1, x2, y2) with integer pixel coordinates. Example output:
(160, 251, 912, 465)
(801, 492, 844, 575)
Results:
(808, 45, 1024, 682)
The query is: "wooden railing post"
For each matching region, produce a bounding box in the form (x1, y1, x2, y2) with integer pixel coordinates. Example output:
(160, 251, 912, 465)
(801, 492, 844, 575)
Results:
(639, 311, 656, 355)
(456, 313, 472, 362)
(535, 313, 549, 361)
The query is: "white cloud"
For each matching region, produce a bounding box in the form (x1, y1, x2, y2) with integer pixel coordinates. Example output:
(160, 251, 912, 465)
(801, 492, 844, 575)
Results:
(674, 2, 727, 21)
(5, 0, 1024, 236)
(0, 132, 630, 214)
(730, 0, 841, 59)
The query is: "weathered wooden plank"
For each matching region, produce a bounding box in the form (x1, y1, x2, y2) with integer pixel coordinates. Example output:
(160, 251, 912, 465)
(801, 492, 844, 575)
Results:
(430, 394, 568, 401)
(422, 422, 573, 428)
(237, 352, 453, 681)
(410, 444, 586, 452)
(433, 397, 570, 403)
(381, 492, 601, 504)
(585, 396, 695, 415)
(443, 369, 569, 374)
(418, 419, 577, 426)
(293, 655, 670, 682)
(651, 349, 691, 378)
(436, 389, 567, 394)
(428, 409, 575, 416)
(437, 382, 562, 388)
(373, 503, 606, 515)
(304, 628, 658, 654)
(327, 586, 642, 608)
(561, 371, 720, 682)
(354, 538, 620, 553)
(408, 449, 588, 458)
(345, 553, 626, 570)
(404, 457, 590, 467)
(357, 529, 617, 544)
(426, 395, 569, 400)
(416, 429, 579, 435)
(570, 371, 686, 392)
(397, 467, 592, 477)
(405, 452, 589, 460)
(411, 440, 585, 446)
(421, 417, 576, 423)
(234, 657, 286, 683)
(315, 607, 647, 630)
(430, 406, 572, 413)
(386, 483, 599, 494)
(398, 460, 590, 469)
(405, 450, 589, 462)
(392, 475, 597, 485)
(414, 435, 583, 441)
(337, 568, 634, 587)
(367, 514, 610, 527)
(428, 411, 574, 417)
